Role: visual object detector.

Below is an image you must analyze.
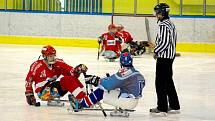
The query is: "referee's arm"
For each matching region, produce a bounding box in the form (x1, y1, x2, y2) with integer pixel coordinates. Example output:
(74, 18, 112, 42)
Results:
(154, 25, 170, 54)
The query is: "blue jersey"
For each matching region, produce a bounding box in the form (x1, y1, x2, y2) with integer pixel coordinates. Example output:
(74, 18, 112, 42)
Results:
(100, 67, 145, 98)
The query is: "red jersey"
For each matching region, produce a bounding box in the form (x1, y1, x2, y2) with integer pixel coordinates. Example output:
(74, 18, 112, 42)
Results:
(118, 31, 133, 43)
(25, 59, 79, 94)
(100, 32, 122, 53)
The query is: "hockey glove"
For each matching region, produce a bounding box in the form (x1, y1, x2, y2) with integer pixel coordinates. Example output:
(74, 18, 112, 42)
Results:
(25, 92, 36, 105)
(85, 75, 100, 87)
(98, 36, 104, 44)
(153, 53, 158, 60)
(115, 36, 123, 43)
(148, 42, 155, 48)
(74, 64, 88, 75)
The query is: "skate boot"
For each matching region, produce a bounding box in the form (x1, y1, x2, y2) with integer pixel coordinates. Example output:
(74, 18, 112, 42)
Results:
(110, 108, 130, 117)
(150, 108, 167, 116)
(168, 107, 180, 114)
(68, 94, 82, 112)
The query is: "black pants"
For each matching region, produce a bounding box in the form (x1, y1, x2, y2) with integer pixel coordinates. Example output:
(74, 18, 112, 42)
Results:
(156, 58, 180, 112)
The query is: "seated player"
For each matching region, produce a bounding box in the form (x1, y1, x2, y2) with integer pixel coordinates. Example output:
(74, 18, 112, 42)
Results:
(70, 52, 145, 110)
(25, 46, 144, 112)
(117, 24, 155, 56)
(25, 45, 89, 105)
(98, 24, 123, 61)
(117, 24, 133, 43)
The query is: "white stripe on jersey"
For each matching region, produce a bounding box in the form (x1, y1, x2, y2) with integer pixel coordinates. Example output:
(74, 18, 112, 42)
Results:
(154, 19, 177, 59)
(72, 87, 83, 98)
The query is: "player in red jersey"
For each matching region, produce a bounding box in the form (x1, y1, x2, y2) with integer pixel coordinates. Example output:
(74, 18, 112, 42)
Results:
(25, 45, 138, 110)
(98, 24, 123, 61)
(25, 45, 89, 105)
(117, 24, 133, 43)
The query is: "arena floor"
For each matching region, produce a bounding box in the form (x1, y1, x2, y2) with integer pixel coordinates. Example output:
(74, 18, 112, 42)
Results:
(0, 44, 215, 121)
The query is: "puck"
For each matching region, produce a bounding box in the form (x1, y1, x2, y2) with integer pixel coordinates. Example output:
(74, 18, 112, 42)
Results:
(176, 53, 181, 57)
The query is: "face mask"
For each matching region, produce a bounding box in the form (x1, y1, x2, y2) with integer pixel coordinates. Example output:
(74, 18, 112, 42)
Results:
(45, 54, 56, 65)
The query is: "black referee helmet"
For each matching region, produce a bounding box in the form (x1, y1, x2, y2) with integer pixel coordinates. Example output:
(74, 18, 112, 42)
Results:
(154, 3, 170, 17)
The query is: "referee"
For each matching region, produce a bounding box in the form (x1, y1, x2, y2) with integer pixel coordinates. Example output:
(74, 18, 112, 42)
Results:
(150, 3, 180, 115)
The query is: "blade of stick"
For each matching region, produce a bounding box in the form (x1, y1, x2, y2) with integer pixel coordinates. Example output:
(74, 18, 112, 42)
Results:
(145, 17, 152, 53)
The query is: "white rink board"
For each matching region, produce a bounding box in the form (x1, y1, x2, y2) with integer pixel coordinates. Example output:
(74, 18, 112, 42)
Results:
(1, 12, 215, 43)
(0, 44, 215, 121)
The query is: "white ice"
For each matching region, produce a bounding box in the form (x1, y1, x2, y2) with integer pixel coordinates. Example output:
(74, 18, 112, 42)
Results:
(0, 44, 215, 121)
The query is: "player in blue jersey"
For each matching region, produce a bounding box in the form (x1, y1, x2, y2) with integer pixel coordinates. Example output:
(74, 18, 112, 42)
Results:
(69, 52, 145, 110)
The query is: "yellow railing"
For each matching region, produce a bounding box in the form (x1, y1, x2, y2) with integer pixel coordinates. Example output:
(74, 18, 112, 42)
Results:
(0, 0, 61, 11)
(0, 0, 215, 15)
(102, 0, 215, 15)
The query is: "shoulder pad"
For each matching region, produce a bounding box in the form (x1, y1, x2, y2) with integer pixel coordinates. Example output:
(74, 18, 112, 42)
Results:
(55, 59, 64, 63)
(102, 33, 108, 36)
(102, 33, 108, 40)
(30, 60, 42, 71)
(31, 60, 43, 75)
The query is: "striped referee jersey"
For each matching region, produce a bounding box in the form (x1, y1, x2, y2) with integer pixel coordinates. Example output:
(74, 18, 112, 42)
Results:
(154, 19, 177, 59)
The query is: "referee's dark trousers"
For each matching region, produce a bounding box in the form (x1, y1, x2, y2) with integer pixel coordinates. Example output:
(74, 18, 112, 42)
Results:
(156, 57, 180, 112)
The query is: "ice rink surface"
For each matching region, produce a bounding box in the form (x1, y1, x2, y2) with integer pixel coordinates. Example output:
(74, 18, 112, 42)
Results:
(0, 44, 215, 121)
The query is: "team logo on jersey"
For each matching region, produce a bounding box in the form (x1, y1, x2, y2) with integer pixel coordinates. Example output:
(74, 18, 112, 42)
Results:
(40, 70, 46, 78)
(107, 40, 116, 45)
(119, 68, 132, 77)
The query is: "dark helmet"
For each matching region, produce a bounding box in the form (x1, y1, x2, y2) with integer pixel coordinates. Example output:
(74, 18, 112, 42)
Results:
(154, 3, 170, 17)
(120, 52, 133, 67)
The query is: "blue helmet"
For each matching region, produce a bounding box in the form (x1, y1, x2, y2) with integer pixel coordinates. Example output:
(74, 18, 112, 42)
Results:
(120, 52, 133, 67)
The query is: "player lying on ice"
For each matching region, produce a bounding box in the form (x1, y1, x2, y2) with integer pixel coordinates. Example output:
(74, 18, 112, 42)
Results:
(98, 24, 123, 61)
(69, 52, 145, 113)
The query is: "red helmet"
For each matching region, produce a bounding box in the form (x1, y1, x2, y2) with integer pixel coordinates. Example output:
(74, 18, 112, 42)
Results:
(108, 24, 116, 30)
(117, 24, 124, 31)
(41, 45, 56, 57)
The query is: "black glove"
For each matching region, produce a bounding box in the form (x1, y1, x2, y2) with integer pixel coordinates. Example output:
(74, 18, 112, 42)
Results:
(25, 92, 36, 105)
(153, 53, 158, 60)
(74, 64, 88, 74)
(98, 36, 104, 44)
(85, 75, 100, 87)
(115, 36, 123, 43)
